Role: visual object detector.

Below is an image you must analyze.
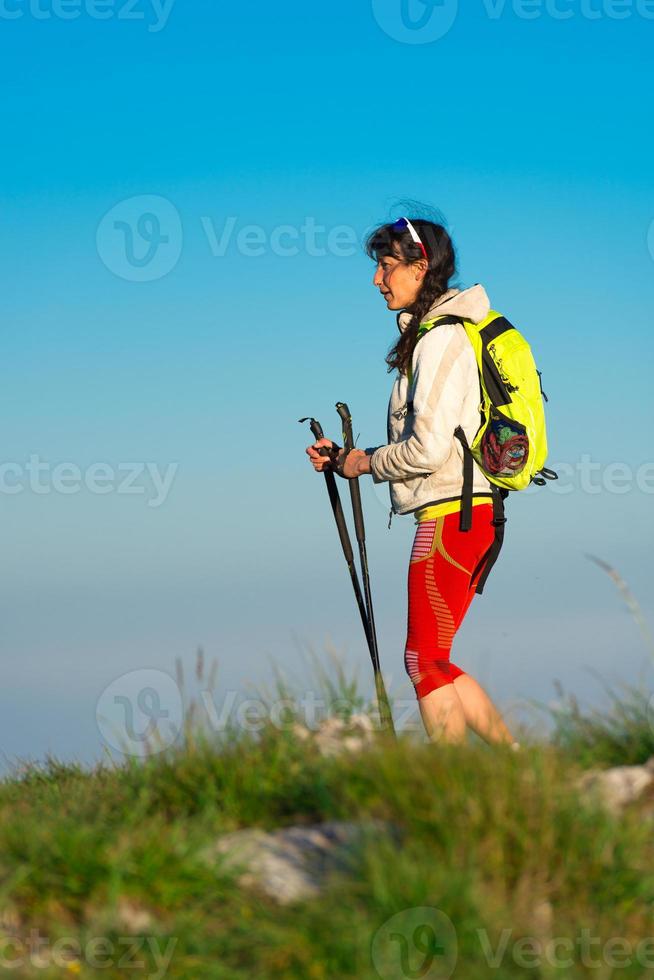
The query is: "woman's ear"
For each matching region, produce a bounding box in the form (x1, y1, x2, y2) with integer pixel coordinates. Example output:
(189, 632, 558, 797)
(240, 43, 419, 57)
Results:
(414, 258, 428, 281)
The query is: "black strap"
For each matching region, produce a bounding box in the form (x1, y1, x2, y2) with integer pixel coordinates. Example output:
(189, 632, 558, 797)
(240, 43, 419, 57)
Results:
(531, 466, 558, 487)
(454, 425, 507, 594)
(426, 314, 462, 327)
(473, 485, 508, 595)
(454, 426, 474, 532)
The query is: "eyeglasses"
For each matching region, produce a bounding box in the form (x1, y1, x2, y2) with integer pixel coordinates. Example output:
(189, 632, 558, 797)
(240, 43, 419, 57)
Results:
(392, 217, 428, 261)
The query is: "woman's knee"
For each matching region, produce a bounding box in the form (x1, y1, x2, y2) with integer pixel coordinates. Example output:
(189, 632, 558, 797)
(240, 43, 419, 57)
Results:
(405, 650, 455, 700)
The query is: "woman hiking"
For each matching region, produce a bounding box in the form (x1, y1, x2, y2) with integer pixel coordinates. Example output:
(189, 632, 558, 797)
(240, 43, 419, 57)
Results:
(306, 215, 519, 748)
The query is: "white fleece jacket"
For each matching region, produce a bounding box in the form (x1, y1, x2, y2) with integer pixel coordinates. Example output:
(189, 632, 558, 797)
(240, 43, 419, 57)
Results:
(369, 284, 493, 516)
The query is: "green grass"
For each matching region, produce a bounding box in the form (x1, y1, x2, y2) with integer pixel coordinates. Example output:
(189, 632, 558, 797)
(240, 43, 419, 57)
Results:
(1, 652, 654, 979)
(545, 677, 654, 768)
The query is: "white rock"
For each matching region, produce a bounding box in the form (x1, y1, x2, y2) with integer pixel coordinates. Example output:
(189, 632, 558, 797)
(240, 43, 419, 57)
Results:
(295, 713, 377, 759)
(577, 756, 654, 813)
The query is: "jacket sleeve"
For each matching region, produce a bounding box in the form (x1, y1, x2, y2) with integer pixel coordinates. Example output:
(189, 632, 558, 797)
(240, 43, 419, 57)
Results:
(369, 325, 469, 482)
(362, 447, 386, 485)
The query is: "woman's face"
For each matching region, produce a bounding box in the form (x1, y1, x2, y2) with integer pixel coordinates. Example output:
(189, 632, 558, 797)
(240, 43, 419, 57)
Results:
(373, 249, 427, 311)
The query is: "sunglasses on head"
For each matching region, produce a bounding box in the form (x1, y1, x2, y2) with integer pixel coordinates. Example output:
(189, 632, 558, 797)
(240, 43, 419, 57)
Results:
(392, 217, 428, 261)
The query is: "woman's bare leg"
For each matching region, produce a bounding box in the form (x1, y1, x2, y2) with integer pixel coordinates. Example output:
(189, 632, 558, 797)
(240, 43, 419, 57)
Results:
(418, 684, 467, 744)
(452, 673, 514, 745)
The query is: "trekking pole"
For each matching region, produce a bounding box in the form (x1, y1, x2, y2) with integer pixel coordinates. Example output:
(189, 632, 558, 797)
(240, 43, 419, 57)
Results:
(335, 402, 395, 735)
(299, 417, 370, 643)
(300, 416, 395, 736)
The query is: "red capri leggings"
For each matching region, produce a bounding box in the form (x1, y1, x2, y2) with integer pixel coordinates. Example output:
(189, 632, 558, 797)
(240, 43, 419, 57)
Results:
(404, 503, 496, 700)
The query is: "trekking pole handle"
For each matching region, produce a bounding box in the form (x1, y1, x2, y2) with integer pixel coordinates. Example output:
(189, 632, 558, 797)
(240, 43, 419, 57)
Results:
(335, 402, 354, 453)
(298, 416, 325, 443)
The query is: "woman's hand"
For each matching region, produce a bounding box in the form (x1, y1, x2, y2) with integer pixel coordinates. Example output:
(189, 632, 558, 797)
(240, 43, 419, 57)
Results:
(305, 440, 371, 479)
(339, 448, 371, 479)
(306, 438, 339, 473)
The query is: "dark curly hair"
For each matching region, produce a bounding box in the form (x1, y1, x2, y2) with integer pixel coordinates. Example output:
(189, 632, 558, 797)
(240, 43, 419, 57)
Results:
(365, 216, 457, 376)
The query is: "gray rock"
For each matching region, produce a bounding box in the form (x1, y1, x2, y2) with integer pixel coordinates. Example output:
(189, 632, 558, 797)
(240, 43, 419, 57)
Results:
(209, 819, 399, 904)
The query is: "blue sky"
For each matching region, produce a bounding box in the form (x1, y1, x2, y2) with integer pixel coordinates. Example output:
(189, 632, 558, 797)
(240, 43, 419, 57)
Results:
(1, 0, 653, 768)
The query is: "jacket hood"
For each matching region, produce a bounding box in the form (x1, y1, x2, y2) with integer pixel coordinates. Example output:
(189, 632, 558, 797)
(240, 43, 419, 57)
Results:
(396, 283, 491, 334)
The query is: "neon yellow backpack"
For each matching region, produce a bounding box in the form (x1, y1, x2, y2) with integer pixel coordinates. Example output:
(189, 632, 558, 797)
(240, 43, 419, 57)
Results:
(418, 309, 557, 485)
(412, 309, 558, 593)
